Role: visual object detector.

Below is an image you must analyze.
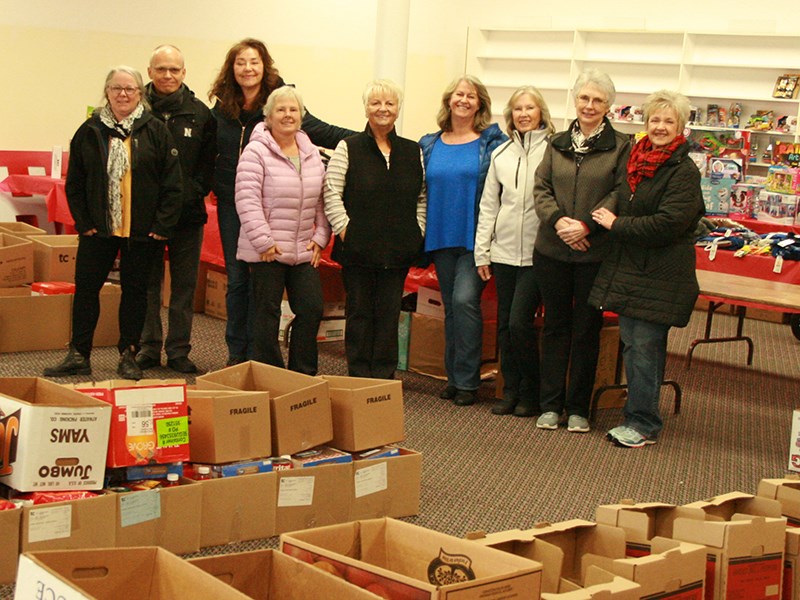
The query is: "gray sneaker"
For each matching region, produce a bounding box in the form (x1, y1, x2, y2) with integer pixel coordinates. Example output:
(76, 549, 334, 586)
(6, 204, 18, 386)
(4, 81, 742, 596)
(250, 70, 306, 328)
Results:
(567, 414, 590, 433)
(607, 425, 655, 448)
(536, 411, 560, 430)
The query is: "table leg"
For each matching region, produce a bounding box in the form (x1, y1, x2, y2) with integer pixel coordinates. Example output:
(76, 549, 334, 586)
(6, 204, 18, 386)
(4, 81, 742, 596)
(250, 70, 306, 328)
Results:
(687, 301, 754, 368)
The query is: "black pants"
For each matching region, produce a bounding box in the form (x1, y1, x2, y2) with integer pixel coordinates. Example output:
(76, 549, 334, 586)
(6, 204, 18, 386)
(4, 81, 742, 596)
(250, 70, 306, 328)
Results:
(72, 235, 162, 356)
(250, 261, 323, 375)
(534, 251, 603, 418)
(342, 266, 408, 379)
(493, 263, 541, 404)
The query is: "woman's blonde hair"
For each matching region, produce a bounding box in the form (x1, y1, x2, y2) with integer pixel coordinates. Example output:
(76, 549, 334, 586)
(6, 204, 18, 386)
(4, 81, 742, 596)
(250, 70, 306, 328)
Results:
(436, 75, 492, 132)
(642, 89, 691, 132)
(502, 86, 555, 137)
(362, 79, 403, 109)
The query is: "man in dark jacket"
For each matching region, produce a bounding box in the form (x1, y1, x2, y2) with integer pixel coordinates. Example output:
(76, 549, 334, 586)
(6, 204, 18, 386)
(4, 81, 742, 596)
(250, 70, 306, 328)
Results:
(137, 45, 216, 374)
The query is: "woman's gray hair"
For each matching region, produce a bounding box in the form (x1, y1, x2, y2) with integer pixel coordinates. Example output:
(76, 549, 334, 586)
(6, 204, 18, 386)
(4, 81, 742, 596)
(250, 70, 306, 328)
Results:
(642, 89, 691, 132)
(102, 66, 150, 110)
(362, 79, 403, 109)
(262, 86, 306, 126)
(572, 69, 616, 106)
(502, 86, 555, 137)
(436, 75, 493, 132)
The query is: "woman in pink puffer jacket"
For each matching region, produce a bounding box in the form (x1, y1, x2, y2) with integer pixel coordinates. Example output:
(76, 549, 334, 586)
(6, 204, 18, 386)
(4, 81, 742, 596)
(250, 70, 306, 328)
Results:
(235, 86, 331, 374)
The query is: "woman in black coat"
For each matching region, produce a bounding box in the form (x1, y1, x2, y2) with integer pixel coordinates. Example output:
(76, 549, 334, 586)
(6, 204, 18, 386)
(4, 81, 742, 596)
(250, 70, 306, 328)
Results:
(589, 89, 704, 448)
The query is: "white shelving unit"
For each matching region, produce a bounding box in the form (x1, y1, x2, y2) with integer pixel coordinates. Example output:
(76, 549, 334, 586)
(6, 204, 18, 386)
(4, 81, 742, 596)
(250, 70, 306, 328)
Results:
(466, 28, 800, 158)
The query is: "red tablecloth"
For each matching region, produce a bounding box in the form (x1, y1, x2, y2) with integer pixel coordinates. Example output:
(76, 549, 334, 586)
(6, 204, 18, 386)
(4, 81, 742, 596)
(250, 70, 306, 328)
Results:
(0, 174, 75, 234)
(695, 245, 800, 284)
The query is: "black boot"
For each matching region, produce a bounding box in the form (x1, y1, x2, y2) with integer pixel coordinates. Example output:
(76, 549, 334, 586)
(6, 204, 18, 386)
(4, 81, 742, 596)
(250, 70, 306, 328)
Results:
(44, 346, 91, 377)
(513, 398, 540, 418)
(117, 348, 143, 380)
(491, 398, 517, 415)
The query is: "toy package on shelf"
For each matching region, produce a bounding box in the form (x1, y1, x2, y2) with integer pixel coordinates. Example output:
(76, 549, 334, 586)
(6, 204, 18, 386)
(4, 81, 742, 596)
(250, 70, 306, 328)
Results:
(747, 110, 774, 131)
(771, 142, 800, 167)
(701, 177, 736, 216)
(689, 152, 708, 176)
(730, 183, 764, 219)
(687, 128, 750, 164)
(706, 104, 720, 126)
(754, 189, 799, 225)
(709, 157, 744, 182)
(765, 165, 800, 193)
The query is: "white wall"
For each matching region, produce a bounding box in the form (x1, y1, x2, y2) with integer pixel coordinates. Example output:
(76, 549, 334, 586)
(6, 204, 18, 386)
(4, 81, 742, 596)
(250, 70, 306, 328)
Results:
(1, 0, 799, 149)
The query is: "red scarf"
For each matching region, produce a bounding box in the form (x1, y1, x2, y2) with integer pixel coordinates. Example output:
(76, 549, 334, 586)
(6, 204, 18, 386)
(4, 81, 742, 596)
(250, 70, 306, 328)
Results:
(627, 134, 686, 193)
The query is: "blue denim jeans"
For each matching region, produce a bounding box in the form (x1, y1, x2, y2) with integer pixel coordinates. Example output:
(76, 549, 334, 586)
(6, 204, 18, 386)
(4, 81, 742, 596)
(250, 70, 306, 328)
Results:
(217, 202, 252, 362)
(619, 315, 670, 439)
(432, 248, 486, 391)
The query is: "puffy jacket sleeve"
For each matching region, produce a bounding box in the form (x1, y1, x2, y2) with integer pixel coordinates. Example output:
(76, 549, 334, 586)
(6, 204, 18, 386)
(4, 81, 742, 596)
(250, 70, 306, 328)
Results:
(610, 161, 703, 248)
(312, 184, 332, 250)
(235, 145, 274, 254)
(475, 151, 501, 267)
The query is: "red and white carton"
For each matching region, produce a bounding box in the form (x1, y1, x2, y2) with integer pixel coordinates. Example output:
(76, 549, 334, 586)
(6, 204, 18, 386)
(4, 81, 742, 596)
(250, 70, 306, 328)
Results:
(69, 380, 188, 468)
(0, 377, 111, 492)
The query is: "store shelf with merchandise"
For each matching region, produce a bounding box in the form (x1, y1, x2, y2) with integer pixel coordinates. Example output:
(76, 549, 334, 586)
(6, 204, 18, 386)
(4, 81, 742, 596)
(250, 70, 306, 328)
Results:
(466, 27, 800, 146)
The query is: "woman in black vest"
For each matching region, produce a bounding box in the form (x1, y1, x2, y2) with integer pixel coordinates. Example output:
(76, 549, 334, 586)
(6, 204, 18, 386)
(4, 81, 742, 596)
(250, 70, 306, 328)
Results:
(324, 80, 426, 379)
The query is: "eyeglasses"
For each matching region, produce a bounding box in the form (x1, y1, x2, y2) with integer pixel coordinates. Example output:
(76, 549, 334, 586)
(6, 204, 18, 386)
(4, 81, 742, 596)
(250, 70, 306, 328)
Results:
(152, 67, 183, 75)
(577, 94, 608, 107)
(107, 86, 139, 96)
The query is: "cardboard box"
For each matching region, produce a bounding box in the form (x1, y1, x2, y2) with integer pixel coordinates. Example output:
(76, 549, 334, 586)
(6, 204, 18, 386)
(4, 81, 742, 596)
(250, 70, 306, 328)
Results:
(0, 377, 111, 491)
(790, 411, 800, 473)
(595, 500, 680, 556)
(163, 258, 207, 313)
(0, 288, 71, 352)
(275, 462, 351, 534)
(323, 375, 404, 452)
(785, 528, 800, 600)
(30, 234, 79, 282)
(71, 380, 189, 468)
(407, 312, 496, 380)
(757, 478, 800, 527)
(0, 221, 46, 239)
(197, 472, 277, 547)
(112, 477, 202, 554)
(280, 517, 543, 600)
(20, 493, 117, 553)
(205, 268, 227, 320)
(91, 282, 121, 348)
(15, 547, 251, 599)
(415, 286, 444, 320)
(349, 448, 421, 521)
(0, 233, 33, 287)
(317, 318, 346, 342)
(189, 548, 386, 599)
(278, 300, 346, 343)
(196, 361, 332, 456)
(541, 566, 641, 600)
(672, 492, 786, 600)
(186, 389, 271, 463)
(0, 506, 21, 584)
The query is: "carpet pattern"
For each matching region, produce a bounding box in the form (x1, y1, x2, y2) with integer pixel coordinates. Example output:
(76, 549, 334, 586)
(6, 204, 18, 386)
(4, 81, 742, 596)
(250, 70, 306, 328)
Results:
(1, 308, 797, 595)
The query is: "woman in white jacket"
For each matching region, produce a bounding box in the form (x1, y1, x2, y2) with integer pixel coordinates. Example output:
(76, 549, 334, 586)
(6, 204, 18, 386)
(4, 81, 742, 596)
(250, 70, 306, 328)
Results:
(475, 86, 555, 417)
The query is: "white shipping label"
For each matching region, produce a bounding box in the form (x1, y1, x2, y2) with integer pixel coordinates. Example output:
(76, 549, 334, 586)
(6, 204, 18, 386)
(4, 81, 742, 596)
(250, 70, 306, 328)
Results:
(126, 406, 154, 436)
(277, 476, 315, 507)
(119, 490, 161, 527)
(354, 462, 388, 498)
(28, 505, 72, 543)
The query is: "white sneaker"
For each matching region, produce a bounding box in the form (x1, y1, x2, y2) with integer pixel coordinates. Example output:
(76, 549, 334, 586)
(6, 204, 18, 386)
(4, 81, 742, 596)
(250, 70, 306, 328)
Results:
(567, 414, 590, 433)
(536, 411, 560, 430)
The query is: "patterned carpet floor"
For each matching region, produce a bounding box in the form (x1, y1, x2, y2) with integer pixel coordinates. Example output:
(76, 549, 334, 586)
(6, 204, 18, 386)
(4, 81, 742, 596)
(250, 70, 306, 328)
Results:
(1, 306, 797, 595)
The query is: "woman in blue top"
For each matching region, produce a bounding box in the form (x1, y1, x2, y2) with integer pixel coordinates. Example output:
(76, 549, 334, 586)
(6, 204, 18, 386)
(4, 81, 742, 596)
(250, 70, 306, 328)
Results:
(419, 75, 506, 406)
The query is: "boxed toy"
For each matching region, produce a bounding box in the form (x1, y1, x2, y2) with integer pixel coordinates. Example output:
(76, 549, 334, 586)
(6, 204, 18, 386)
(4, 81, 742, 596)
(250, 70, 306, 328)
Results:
(672, 491, 786, 600)
(700, 177, 736, 216)
(766, 165, 800, 194)
(709, 157, 744, 182)
(197, 471, 277, 547)
(0, 233, 33, 287)
(70, 380, 188, 468)
(196, 361, 332, 456)
(0, 377, 111, 491)
(323, 375, 404, 452)
(349, 447, 422, 520)
(189, 548, 387, 599)
(30, 234, 78, 282)
(729, 183, 763, 219)
(186, 389, 271, 463)
(280, 517, 543, 600)
(754, 189, 799, 225)
(15, 547, 250, 600)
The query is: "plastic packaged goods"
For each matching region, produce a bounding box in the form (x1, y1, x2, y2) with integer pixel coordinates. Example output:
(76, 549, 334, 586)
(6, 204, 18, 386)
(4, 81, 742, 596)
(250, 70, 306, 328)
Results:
(195, 466, 212, 481)
(162, 473, 180, 487)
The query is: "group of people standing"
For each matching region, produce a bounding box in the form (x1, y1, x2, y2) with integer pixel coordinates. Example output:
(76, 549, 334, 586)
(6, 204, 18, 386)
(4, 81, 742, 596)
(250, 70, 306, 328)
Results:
(43, 37, 704, 448)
